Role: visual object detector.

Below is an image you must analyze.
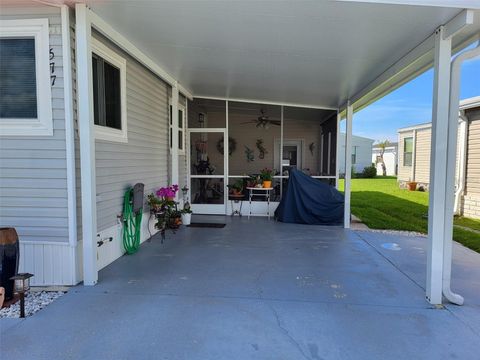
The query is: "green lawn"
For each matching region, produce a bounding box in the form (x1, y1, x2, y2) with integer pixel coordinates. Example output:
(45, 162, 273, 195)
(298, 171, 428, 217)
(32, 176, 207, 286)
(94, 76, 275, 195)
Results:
(339, 177, 480, 253)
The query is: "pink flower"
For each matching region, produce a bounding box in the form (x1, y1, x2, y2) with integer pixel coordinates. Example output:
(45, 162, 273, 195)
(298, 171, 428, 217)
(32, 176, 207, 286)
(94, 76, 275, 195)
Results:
(155, 184, 179, 198)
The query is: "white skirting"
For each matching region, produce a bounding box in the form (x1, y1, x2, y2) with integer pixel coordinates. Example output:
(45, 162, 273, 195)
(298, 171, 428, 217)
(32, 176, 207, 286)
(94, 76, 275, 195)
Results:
(19, 211, 157, 286)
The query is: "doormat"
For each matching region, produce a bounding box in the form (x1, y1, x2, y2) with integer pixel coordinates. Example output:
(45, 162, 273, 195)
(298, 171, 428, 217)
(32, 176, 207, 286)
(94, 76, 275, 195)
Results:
(187, 223, 226, 228)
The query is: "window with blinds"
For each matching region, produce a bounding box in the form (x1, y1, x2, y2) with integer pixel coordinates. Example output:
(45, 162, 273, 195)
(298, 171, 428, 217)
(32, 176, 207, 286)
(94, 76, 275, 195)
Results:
(0, 38, 37, 119)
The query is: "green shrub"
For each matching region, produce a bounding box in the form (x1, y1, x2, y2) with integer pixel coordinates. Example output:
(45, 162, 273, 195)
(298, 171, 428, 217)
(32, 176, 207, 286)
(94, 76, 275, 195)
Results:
(361, 164, 377, 178)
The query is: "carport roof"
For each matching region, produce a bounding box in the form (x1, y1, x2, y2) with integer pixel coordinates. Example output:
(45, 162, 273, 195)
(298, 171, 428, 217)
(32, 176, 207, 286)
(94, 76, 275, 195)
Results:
(24, 1, 480, 110)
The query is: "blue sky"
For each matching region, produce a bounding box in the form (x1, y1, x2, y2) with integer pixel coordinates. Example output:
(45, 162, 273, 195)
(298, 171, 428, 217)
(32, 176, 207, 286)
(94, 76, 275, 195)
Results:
(351, 44, 480, 144)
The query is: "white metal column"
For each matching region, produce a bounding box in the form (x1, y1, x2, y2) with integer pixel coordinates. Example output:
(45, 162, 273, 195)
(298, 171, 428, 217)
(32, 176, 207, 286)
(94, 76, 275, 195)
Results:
(171, 85, 179, 188)
(61, 5, 78, 284)
(344, 103, 353, 229)
(75, 4, 97, 285)
(441, 42, 479, 305)
(335, 112, 341, 189)
(426, 26, 451, 305)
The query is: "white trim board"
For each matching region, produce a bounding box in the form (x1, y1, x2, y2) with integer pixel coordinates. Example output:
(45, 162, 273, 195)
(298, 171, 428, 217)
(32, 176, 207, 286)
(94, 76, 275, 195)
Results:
(196, 95, 338, 111)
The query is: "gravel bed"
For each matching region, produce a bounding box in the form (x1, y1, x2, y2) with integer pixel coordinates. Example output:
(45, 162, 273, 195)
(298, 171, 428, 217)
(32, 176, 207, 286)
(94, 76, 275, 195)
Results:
(356, 228, 427, 237)
(0, 291, 65, 318)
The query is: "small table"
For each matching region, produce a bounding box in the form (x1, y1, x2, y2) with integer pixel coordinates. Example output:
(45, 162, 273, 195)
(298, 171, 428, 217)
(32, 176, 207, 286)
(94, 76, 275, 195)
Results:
(247, 187, 273, 219)
(229, 194, 245, 216)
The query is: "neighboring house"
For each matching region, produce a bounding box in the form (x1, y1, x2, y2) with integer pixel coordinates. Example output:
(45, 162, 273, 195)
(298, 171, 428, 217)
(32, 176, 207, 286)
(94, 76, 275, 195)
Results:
(397, 96, 480, 218)
(372, 142, 398, 176)
(338, 134, 375, 174)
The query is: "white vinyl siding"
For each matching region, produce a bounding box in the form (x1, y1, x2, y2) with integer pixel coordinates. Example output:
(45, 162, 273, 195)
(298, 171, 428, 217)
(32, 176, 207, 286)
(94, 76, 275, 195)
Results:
(92, 33, 169, 232)
(414, 128, 431, 184)
(0, 7, 69, 243)
(465, 113, 480, 196)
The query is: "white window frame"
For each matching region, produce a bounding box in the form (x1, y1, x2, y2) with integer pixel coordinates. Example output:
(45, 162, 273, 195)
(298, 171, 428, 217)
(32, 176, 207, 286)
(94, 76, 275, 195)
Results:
(169, 100, 186, 155)
(91, 37, 127, 143)
(0, 19, 53, 136)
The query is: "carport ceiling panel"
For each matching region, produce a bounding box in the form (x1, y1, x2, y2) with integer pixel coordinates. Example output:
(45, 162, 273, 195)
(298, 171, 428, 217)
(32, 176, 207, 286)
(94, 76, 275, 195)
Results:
(86, 1, 461, 108)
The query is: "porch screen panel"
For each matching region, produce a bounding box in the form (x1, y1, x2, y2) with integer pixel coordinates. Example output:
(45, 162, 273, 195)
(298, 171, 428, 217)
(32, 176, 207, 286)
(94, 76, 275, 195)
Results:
(188, 98, 226, 128)
(282, 107, 331, 177)
(227, 102, 280, 201)
(228, 102, 281, 176)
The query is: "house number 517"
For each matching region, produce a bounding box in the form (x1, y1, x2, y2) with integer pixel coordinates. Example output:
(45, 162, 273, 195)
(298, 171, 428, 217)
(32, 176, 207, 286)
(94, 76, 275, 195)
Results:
(50, 48, 56, 86)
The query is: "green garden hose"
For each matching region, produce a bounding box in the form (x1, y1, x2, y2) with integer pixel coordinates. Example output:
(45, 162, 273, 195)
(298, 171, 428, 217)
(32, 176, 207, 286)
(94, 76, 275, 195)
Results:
(122, 189, 143, 254)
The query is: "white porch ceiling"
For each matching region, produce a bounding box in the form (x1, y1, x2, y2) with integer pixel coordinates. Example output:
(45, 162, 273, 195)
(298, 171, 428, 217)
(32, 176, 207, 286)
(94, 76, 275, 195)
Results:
(49, 1, 480, 108)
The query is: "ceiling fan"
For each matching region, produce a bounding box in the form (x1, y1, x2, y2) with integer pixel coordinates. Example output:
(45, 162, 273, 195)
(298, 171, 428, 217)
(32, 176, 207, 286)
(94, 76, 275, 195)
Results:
(241, 109, 281, 129)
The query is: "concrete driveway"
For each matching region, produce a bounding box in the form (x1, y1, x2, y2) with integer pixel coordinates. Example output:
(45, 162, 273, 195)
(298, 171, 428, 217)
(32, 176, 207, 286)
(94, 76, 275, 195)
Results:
(1, 216, 479, 359)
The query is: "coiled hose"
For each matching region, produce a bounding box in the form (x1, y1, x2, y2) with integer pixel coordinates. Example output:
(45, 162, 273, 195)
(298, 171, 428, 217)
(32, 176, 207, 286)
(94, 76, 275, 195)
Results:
(122, 189, 143, 254)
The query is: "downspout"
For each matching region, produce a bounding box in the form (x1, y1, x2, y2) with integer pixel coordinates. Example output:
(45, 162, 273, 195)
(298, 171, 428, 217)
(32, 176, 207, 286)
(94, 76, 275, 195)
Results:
(453, 112, 468, 215)
(443, 42, 480, 305)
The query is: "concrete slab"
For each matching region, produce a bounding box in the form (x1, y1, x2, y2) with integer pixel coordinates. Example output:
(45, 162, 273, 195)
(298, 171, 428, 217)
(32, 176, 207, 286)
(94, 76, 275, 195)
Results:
(1, 216, 479, 359)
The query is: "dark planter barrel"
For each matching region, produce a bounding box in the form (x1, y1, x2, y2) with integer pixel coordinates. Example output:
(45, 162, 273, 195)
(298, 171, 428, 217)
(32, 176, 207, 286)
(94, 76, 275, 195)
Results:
(0, 228, 19, 301)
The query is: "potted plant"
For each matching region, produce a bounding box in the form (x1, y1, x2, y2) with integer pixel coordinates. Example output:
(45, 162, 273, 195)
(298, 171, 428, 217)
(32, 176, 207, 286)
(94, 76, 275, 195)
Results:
(260, 168, 274, 188)
(181, 201, 192, 225)
(147, 193, 163, 213)
(407, 180, 417, 191)
(228, 179, 244, 196)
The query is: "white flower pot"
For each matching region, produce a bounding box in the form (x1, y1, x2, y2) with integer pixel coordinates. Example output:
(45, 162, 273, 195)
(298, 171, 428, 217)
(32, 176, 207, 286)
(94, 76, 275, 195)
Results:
(181, 213, 192, 226)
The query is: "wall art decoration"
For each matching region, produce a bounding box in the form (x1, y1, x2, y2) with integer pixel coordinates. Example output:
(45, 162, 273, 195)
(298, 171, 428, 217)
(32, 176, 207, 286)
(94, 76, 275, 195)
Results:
(244, 146, 255, 162)
(256, 138, 268, 159)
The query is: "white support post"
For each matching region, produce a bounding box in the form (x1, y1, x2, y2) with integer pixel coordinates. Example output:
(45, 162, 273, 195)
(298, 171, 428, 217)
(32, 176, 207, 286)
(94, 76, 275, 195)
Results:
(335, 112, 341, 189)
(224, 100, 229, 214)
(75, 4, 98, 285)
(327, 132, 332, 175)
(441, 42, 479, 306)
(280, 105, 284, 196)
(171, 84, 179, 188)
(344, 103, 353, 229)
(61, 5, 78, 284)
(320, 133, 324, 175)
(426, 26, 451, 305)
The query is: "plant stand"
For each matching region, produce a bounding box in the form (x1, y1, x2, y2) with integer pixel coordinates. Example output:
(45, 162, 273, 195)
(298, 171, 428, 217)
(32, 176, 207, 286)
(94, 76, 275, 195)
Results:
(229, 194, 244, 216)
(247, 187, 273, 219)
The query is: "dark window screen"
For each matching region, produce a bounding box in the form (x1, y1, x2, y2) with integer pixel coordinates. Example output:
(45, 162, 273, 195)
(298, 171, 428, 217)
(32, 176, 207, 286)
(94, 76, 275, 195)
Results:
(92, 53, 121, 130)
(104, 61, 121, 129)
(0, 38, 37, 118)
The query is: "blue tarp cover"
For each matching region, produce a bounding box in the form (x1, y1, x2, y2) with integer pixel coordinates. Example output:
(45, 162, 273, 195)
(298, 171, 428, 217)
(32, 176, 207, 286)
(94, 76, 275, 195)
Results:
(275, 169, 344, 225)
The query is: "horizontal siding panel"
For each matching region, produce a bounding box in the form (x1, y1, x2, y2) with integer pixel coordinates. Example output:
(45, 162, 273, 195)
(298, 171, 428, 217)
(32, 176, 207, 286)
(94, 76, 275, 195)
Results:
(93, 33, 169, 231)
(0, 158, 66, 169)
(3, 217, 68, 228)
(0, 139, 66, 150)
(465, 118, 480, 195)
(0, 4, 68, 245)
(0, 188, 67, 198)
(0, 168, 67, 179)
(0, 178, 67, 189)
(0, 207, 67, 218)
(95, 166, 168, 177)
(0, 149, 66, 159)
(6, 226, 68, 238)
